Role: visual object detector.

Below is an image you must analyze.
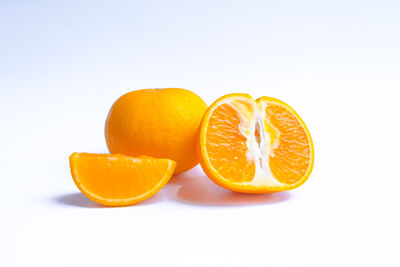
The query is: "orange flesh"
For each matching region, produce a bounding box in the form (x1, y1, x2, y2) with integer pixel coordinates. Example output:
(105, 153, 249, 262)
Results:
(205, 104, 255, 182)
(265, 104, 311, 184)
(70, 153, 175, 204)
(202, 96, 312, 190)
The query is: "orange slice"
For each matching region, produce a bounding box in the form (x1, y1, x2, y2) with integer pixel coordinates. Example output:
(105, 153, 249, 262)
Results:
(69, 153, 176, 206)
(197, 94, 314, 193)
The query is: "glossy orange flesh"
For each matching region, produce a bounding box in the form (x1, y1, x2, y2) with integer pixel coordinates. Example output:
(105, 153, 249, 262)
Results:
(264, 102, 311, 184)
(69, 153, 176, 206)
(206, 104, 255, 182)
(198, 94, 314, 193)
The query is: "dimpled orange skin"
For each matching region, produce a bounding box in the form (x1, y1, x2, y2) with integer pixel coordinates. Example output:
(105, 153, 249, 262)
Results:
(105, 88, 207, 174)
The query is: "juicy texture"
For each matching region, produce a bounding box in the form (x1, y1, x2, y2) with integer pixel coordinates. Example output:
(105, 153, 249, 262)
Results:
(69, 153, 176, 206)
(206, 103, 255, 182)
(105, 88, 207, 174)
(198, 94, 314, 193)
(264, 103, 311, 184)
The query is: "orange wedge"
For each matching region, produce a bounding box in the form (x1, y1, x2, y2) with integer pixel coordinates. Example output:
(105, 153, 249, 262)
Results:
(69, 153, 176, 206)
(197, 94, 314, 193)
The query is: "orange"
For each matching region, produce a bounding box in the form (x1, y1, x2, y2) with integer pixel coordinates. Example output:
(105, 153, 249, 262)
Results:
(105, 88, 207, 174)
(197, 94, 314, 193)
(69, 153, 176, 206)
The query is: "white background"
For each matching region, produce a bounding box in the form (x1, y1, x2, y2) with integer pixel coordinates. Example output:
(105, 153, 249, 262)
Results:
(1, 1, 400, 266)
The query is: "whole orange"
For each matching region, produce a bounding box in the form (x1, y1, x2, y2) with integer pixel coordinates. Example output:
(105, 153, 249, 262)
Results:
(105, 88, 207, 174)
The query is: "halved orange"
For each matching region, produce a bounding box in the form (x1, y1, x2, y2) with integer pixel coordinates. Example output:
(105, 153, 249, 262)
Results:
(197, 94, 314, 193)
(69, 153, 176, 206)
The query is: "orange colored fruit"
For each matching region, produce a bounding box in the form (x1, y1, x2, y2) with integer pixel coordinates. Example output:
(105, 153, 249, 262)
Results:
(69, 153, 176, 206)
(197, 94, 314, 193)
(105, 88, 207, 174)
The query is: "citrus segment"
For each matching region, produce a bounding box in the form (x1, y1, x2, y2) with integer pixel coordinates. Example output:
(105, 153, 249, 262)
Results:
(69, 153, 176, 206)
(198, 94, 314, 193)
(206, 103, 255, 183)
(259, 98, 311, 185)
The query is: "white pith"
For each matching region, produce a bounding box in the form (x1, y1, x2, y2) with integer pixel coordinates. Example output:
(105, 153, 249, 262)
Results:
(227, 101, 286, 187)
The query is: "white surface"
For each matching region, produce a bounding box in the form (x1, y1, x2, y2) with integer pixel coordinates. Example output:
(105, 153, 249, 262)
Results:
(1, 1, 400, 266)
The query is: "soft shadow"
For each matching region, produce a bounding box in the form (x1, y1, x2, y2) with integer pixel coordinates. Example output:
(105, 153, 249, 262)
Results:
(171, 167, 291, 207)
(56, 193, 105, 208)
(55, 192, 160, 208)
(55, 167, 291, 208)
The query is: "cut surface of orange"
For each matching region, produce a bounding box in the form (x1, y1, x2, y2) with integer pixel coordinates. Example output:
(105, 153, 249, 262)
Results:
(197, 94, 314, 193)
(69, 153, 176, 206)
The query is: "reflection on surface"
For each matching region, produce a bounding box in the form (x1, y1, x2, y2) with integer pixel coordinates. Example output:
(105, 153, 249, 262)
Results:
(169, 167, 291, 206)
(55, 166, 291, 208)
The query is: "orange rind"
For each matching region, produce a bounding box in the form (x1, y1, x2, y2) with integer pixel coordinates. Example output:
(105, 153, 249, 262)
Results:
(197, 94, 314, 193)
(69, 153, 176, 206)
